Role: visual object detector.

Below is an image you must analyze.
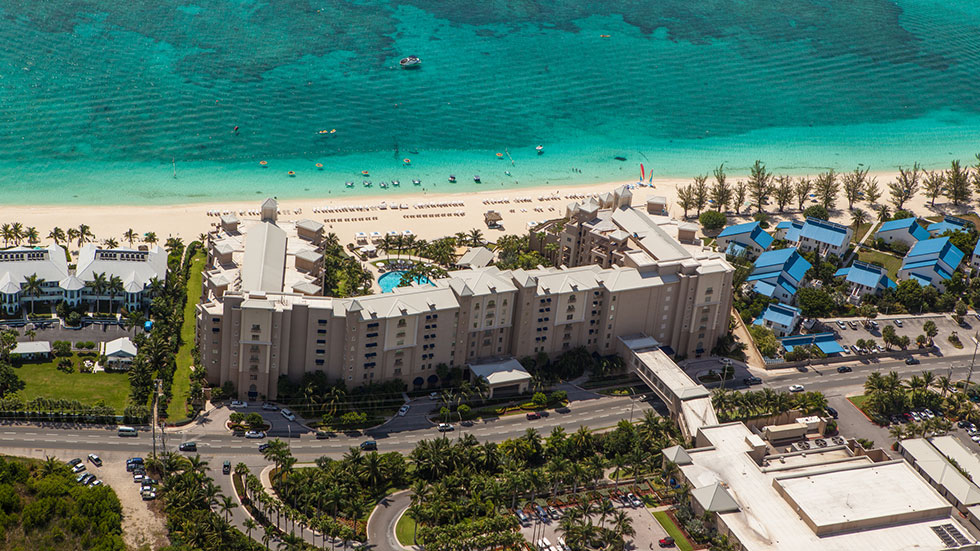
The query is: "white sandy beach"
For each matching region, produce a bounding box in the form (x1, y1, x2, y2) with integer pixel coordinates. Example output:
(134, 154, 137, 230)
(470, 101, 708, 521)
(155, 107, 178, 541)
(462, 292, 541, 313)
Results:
(3, 170, 962, 248)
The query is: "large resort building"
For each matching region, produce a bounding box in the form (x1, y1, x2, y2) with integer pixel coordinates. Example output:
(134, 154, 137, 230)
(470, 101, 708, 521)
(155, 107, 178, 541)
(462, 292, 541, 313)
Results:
(0, 243, 166, 314)
(197, 192, 734, 401)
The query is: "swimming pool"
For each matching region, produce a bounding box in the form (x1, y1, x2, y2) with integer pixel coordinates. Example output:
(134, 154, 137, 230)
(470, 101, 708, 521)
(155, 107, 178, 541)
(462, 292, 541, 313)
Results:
(378, 271, 432, 293)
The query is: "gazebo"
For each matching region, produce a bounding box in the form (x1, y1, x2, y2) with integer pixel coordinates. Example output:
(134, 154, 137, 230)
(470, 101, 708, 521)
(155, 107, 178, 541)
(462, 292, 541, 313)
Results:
(484, 210, 502, 228)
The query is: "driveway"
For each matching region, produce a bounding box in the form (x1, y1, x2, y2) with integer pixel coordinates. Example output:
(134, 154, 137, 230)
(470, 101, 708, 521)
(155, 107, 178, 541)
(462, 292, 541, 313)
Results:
(367, 490, 413, 551)
(517, 501, 668, 549)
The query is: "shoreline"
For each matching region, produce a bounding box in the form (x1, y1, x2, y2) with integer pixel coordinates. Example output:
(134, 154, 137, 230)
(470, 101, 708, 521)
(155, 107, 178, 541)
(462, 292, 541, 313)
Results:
(3, 167, 960, 248)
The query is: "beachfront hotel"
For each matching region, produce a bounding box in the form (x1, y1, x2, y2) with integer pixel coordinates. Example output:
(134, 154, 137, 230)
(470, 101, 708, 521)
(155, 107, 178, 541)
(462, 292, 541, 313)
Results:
(0, 243, 166, 314)
(197, 192, 734, 401)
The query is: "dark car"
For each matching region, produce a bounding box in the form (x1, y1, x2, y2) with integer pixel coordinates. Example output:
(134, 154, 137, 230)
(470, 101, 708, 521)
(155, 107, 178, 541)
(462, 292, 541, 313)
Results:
(178, 442, 197, 452)
(87, 454, 102, 467)
(315, 431, 333, 439)
(905, 357, 920, 365)
(826, 407, 838, 419)
(743, 376, 762, 385)
(258, 443, 271, 452)
(67, 458, 82, 467)
(222, 461, 231, 475)
(526, 412, 541, 420)
(836, 366, 852, 373)
(360, 440, 377, 451)
(659, 536, 675, 548)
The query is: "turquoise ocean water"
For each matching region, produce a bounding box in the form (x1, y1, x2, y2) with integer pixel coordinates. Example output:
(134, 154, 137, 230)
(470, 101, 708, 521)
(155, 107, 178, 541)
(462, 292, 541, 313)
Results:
(2, 0, 980, 205)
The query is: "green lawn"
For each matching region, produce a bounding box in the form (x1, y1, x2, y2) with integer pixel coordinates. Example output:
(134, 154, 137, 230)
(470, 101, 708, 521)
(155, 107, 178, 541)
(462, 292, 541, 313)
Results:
(855, 222, 874, 243)
(394, 511, 418, 546)
(652, 510, 694, 551)
(169, 248, 206, 421)
(12, 354, 131, 413)
(856, 249, 903, 280)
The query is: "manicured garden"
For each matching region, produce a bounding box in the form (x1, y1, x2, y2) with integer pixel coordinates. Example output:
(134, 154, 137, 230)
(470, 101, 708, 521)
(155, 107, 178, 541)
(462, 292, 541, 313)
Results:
(395, 512, 418, 546)
(11, 354, 130, 413)
(170, 247, 206, 420)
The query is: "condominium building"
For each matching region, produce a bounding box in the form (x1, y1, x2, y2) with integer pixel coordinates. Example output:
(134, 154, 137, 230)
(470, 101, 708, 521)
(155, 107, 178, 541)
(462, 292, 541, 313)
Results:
(197, 195, 734, 400)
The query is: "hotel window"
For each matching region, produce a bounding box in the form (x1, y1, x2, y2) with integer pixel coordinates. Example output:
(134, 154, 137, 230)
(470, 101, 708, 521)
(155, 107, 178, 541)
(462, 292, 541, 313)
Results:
(487, 300, 495, 308)
(315, 359, 324, 366)
(318, 319, 327, 325)
(397, 319, 407, 328)
(251, 324, 260, 331)
(316, 339, 326, 344)
(316, 349, 325, 355)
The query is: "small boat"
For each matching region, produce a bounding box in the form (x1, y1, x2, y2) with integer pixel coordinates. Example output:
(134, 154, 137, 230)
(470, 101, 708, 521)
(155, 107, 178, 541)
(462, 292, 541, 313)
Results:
(259, 160, 268, 167)
(412, 179, 421, 185)
(448, 175, 456, 183)
(318, 130, 330, 135)
(400, 55, 422, 69)
(614, 156, 627, 161)
(535, 145, 544, 154)
(392, 180, 400, 186)
(363, 181, 372, 187)
(287, 171, 296, 177)
(380, 181, 388, 189)
(346, 181, 354, 188)
(361, 170, 370, 175)
(473, 175, 481, 183)
(496, 152, 503, 158)
(505, 171, 511, 176)
(403, 158, 411, 165)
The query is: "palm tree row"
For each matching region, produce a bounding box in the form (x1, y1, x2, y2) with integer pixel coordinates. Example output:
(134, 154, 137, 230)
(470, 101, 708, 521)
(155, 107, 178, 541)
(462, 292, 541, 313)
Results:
(711, 388, 828, 422)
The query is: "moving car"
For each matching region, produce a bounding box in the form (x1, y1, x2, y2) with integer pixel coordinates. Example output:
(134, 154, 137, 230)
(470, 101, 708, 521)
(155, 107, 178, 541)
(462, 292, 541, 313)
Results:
(315, 431, 333, 439)
(836, 366, 852, 373)
(230, 400, 248, 408)
(261, 402, 279, 411)
(398, 405, 410, 416)
(244, 430, 266, 439)
(437, 423, 454, 432)
(87, 454, 102, 467)
(281, 408, 296, 421)
(222, 461, 231, 475)
(905, 357, 920, 365)
(789, 384, 805, 392)
(743, 376, 762, 385)
(360, 440, 377, 451)
(428, 392, 439, 400)
(178, 442, 197, 452)
(258, 443, 271, 452)
(526, 411, 541, 420)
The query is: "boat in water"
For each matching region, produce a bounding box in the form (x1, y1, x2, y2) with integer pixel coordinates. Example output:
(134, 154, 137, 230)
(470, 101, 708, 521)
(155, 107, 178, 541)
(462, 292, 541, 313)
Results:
(400, 55, 421, 69)
(412, 179, 421, 185)
(363, 181, 372, 187)
(380, 182, 388, 189)
(392, 180, 400, 186)
(473, 175, 481, 183)
(448, 175, 456, 183)
(345, 181, 354, 188)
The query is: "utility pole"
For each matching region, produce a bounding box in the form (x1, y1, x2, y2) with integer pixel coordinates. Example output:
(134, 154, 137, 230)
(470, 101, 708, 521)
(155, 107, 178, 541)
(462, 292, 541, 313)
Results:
(966, 333, 980, 388)
(628, 387, 637, 423)
(151, 378, 162, 459)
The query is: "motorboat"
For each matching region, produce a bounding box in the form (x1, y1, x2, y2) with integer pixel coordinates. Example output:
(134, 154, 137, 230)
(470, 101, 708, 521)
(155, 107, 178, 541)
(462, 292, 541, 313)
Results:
(392, 180, 400, 186)
(345, 181, 354, 188)
(363, 181, 372, 187)
(380, 181, 388, 189)
(412, 179, 421, 185)
(400, 55, 422, 68)
(448, 175, 456, 183)
(473, 175, 481, 183)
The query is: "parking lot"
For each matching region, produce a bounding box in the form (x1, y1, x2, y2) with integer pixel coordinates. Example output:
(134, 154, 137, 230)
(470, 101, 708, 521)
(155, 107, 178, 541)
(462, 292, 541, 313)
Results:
(817, 314, 968, 355)
(516, 498, 670, 550)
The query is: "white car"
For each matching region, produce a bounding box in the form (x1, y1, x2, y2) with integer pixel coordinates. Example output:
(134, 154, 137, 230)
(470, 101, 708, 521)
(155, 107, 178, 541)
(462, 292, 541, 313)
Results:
(788, 384, 805, 393)
(428, 392, 439, 401)
(437, 423, 454, 432)
(244, 430, 266, 439)
(971, 434, 980, 443)
(281, 408, 296, 421)
(626, 492, 643, 507)
(398, 405, 410, 416)
(230, 400, 248, 409)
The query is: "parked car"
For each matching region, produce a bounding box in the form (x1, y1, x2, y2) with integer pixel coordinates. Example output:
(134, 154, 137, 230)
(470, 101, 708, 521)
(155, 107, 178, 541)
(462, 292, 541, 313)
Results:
(360, 440, 377, 451)
(261, 402, 279, 411)
(230, 400, 248, 408)
(837, 366, 852, 373)
(905, 357, 920, 365)
(81, 474, 96, 485)
(437, 423, 454, 432)
(836, 320, 847, 330)
(627, 493, 643, 507)
(222, 461, 231, 475)
(547, 506, 561, 520)
(848, 321, 858, 329)
(428, 392, 439, 400)
(534, 504, 547, 520)
(67, 458, 82, 467)
(141, 490, 157, 501)
(659, 536, 676, 548)
(894, 319, 903, 327)
(923, 408, 936, 419)
(91, 480, 103, 487)
(975, 312, 980, 321)
(789, 384, 805, 393)
(244, 430, 266, 439)
(133, 473, 145, 483)
(281, 408, 296, 421)
(743, 376, 762, 385)
(398, 405, 410, 416)
(515, 509, 529, 525)
(87, 454, 102, 467)
(178, 442, 197, 452)
(526, 411, 541, 420)
(870, 320, 879, 329)
(72, 463, 86, 474)
(850, 345, 861, 354)
(75, 473, 87, 483)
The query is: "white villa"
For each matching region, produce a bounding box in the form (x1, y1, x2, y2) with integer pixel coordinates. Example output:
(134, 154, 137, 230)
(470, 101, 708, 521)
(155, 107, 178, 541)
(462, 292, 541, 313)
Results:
(0, 243, 166, 315)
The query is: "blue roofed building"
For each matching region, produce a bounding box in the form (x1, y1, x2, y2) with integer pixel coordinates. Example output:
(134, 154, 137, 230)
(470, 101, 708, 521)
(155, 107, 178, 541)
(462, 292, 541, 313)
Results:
(834, 260, 896, 304)
(752, 303, 801, 337)
(788, 217, 853, 258)
(779, 332, 846, 355)
(715, 222, 773, 260)
(927, 216, 972, 237)
(775, 220, 803, 242)
(898, 237, 965, 292)
(746, 248, 812, 305)
(972, 240, 980, 271)
(875, 217, 929, 249)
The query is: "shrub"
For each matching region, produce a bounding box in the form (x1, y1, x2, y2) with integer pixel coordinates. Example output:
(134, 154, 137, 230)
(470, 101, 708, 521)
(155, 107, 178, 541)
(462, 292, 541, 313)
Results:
(457, 404, 471, 418)
(66, 311, 82, 327)
(57, 358, 74, 374)
(51, 341, 72, 357)
(245, 413, 264, 429)
(699, 210, 727, 231)
(803, 205, 829, 220)
(549, 390, 568, 404)
(229, 412, 245, 424)
(531, 392, 548, 408)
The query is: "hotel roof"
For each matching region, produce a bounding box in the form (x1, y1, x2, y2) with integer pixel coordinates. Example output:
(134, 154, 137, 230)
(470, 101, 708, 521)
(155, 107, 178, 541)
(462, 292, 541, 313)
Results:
(240, 223, 287, 293)
(878, 217, 930, 241)
(753, 303, 800, 328)
(903, 237, 964, 275)
(0, 245, 70, 289)
(717, 221, 774, 250)
(467, 357, 532, 387)
(799, 217, 851, 248)
(833, 261, 895, 290)
(76, 244, 167, 290)
(457, 246, 494, 269)
(927, 216, 972, 235)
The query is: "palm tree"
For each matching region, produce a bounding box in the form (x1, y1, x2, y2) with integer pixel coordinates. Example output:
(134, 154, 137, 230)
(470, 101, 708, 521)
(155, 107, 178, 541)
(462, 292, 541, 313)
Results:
(47, 227, 66, 246)
(76, 224, 94, 247)
(243, 518, 257, 541)
(10, 223, 23, 245)
(103, 237, 119, 249)
(24, 227, 39, 245)
(107, 275, 123, 312)
(122, 308, 145, 334)
(219, 494, 238, 521)
(850, 208, 868, 232)
(143, 231, 158, 245)
(0, 223, 12, 247)
(263, 524, 276, 549)
(22, 273, 44, 315)
(468, 228, 484, 247)
(123, 228, 138, 246)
